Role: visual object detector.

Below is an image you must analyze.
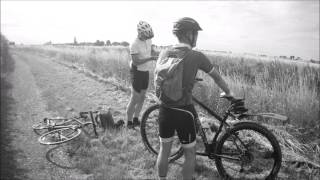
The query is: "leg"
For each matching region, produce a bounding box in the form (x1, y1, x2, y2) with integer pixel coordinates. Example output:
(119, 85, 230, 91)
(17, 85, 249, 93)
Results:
(126, 87, 140, 125)
(133, 89, 146, 119)
(173, 105, 197, 180)
(133, 70, 149, 120)
(156, 140, 173, 180)
(127, 65, 141, 126)
(157, 106, 175, 180)
(182, 145, 196, 180)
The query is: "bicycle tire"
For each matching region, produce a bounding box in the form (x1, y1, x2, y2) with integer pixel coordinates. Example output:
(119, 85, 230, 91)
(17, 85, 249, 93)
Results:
(215, 121, 282, 180)
(38, 127, 82, 145)
(32, 118, 74, 135)
(46, 144, 80, 169)
(140, 104, 183, 162)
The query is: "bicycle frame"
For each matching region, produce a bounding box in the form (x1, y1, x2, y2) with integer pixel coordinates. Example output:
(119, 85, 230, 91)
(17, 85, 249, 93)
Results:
(192, 96, 236, 160)
(80, 111, 99, 137)
(44, 111, 99, 137)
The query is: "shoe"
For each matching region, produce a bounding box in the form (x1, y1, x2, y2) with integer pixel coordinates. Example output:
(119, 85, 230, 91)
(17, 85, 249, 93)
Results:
(127, 121, 134, 129)
(133, 117, 140, 127)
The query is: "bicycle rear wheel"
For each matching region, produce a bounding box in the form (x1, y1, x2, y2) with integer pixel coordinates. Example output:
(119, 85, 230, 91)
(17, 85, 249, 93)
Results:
(215, 121, 282, 180)
(32, 118, 74, 135)
(46, 143, 80, 169)
(38, 127, 82, 145)
(140, 104, 183, 162)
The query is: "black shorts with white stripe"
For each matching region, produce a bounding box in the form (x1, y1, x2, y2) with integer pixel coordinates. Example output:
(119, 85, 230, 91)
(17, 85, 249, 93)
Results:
(158, 104, 198, 148)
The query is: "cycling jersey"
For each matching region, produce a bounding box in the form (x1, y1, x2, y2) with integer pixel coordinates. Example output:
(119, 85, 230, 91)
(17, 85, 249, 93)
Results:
(130, 38, 153, 71)
(158, 44, 214, 107)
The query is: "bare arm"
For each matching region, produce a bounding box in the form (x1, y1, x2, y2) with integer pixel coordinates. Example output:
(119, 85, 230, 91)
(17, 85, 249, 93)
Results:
(131, 54, 157, 66)
(208, 68, 231, 95)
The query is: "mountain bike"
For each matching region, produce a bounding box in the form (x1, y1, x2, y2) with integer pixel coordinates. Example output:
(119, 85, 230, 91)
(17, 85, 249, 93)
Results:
(140, 80, 284, 179)
(33, 111, 101, 145)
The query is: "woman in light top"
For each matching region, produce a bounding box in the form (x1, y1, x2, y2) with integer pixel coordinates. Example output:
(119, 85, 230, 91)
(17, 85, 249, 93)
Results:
(126, 21, 157, 128)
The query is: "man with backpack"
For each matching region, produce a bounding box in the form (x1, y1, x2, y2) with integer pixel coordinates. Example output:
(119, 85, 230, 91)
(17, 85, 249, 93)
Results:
(154, 17, 233, 180)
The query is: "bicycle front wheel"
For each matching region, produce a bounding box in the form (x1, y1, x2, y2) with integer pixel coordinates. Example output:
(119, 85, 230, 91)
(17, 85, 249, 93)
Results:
(38, 128, 82, 145)
(140, 104, 183, 162)
(32, 118, 74, 135)
(215, 121, 282, 180)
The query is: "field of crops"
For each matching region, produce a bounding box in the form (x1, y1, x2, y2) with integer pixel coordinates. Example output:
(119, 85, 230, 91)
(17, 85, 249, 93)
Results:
(11, 44, 320, 179)
(17, 45, 319, 136)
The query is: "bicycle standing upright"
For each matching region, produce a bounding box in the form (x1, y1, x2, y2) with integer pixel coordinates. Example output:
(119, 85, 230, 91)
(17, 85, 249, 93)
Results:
(140, 81, 283, 179)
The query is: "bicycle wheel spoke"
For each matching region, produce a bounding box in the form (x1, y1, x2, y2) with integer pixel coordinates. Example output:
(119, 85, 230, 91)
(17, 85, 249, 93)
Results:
(59, 134, 68, 140)
(46, 144, 79, 169)
(145, 114, 160, 151)
(216, 124, 281, 179)
(39, 128, 82, 145)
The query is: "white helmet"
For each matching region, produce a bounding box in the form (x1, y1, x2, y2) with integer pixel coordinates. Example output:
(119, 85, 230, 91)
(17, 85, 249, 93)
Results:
(137, 21, 154, 39)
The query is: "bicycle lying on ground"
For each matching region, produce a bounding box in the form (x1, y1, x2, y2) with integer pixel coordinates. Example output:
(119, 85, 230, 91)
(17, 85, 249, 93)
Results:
(140, 79, 285, 179)
(32, 111, 101, 145)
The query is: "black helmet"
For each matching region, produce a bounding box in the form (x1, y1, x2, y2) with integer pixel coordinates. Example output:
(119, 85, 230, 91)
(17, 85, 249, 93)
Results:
(173, 17, 202, 33)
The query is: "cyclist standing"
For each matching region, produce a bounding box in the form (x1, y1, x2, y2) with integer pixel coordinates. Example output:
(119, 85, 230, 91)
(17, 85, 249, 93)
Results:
(126, 21, 158, 129)
(155, 17, 233, 180)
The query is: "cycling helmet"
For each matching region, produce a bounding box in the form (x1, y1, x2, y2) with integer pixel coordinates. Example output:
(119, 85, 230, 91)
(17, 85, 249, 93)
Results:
(173, 17, 202, 33)
(137, 21, 154, 39)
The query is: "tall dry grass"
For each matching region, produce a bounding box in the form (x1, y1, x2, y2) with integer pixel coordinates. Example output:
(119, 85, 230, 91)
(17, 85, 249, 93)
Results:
(16, 45, 132, 87)
(16, 45, 319, 136)
(14, 45, 320, 179)
(197, 53, 319, 136)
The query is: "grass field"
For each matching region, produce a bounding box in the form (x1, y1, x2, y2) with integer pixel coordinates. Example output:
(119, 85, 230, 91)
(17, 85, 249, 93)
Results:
(16, 45, 319, 134)
(13, 44, 320, 179)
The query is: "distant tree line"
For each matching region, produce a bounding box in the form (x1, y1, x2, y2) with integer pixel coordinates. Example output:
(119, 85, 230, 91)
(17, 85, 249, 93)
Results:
(45, 37, 130, 47)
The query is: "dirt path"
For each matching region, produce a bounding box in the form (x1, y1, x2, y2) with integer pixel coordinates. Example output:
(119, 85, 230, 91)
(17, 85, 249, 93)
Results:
(1, 49, 130, 180)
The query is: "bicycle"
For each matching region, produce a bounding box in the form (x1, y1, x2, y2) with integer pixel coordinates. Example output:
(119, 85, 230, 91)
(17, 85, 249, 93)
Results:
(140, 80, 284, 179)
(33, 111, 101, 145)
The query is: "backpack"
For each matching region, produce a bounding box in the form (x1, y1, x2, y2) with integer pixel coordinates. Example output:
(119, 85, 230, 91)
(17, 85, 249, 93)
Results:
(154, 47, 191, 104)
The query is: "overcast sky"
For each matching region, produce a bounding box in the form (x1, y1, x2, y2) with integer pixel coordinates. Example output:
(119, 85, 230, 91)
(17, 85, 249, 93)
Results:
(1, 1, 319, 60)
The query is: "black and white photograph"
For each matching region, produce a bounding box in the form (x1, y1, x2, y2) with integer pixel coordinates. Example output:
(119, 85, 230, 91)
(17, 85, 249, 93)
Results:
(1, 0, 319, 179)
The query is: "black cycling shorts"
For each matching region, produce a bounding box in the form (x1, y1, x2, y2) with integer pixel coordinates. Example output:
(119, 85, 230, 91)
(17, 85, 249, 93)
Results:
(130, 65, 149, 93)
(158, 104, 198, 147)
